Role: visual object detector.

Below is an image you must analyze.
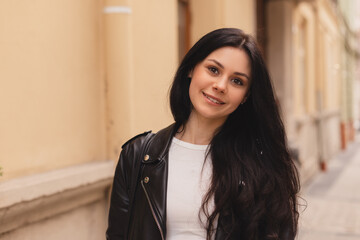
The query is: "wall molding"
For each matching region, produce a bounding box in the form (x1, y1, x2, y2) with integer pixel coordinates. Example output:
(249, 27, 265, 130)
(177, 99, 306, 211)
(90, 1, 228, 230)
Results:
(0, 161, 114, 234)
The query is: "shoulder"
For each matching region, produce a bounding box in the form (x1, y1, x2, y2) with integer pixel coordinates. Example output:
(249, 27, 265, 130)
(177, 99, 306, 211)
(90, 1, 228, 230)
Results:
(115, 131, 154, 176)
(120, 123, 176, 160)
(121, 130, 154, 149)
(121, 123, 177, 150)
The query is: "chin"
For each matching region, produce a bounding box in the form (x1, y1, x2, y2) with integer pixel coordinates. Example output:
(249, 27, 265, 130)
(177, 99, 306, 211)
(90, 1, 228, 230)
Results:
(198, 112, 228, 122)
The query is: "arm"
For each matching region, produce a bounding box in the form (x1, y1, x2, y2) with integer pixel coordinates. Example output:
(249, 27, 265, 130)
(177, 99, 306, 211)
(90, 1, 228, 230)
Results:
(106, 131, 153, 239)
(106, 147, 132, 240)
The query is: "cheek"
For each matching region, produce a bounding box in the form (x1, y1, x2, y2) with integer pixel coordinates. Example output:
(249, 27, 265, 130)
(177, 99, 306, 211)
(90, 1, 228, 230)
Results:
(189, 76, 203, 96)
(229, 91, 247, 107)
(189, 81, 195, 96)
(188, 81, 198, 104)
(190, 68, 209, 89)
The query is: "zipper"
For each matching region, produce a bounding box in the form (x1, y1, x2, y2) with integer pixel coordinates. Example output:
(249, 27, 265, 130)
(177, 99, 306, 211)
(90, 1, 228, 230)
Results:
(141, 180, 165, 240)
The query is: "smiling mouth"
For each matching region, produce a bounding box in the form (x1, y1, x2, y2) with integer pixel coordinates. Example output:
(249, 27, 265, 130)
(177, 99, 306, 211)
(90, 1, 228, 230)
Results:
(202, 92, 225, 104)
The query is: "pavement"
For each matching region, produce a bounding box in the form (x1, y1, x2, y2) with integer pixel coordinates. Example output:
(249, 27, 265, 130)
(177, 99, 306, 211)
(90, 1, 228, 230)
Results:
(297, 133, 360, 240)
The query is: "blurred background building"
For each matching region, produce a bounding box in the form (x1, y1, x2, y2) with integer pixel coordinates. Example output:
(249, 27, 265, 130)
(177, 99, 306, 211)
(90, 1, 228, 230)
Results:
(0, 0, 359, 239)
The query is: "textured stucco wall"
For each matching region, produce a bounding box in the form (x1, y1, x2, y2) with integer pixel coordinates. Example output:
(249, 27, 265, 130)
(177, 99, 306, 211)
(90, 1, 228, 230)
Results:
(0, 0, 106, 181)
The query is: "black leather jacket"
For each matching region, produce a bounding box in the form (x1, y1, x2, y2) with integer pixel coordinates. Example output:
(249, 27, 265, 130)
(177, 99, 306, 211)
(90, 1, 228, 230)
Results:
(106, 124, 295, 239)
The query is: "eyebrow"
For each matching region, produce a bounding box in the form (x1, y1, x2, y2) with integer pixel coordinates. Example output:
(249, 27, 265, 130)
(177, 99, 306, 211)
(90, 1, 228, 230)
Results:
(207, 59, 250, 81)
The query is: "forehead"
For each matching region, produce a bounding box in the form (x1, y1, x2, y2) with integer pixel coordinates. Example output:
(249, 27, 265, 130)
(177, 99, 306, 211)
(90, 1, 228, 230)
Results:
(205, 46, 247, 60)
(204, 47, 251, 75)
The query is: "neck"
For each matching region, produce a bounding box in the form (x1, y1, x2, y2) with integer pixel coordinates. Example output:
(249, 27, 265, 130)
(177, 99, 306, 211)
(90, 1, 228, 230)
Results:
(175, 111, 226, 145)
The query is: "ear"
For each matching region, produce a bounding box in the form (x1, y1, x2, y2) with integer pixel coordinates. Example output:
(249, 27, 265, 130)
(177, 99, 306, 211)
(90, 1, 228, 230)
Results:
(188, 70, 193, 78)
(241, 97, 247, 105)
(241, 92, 250, 104)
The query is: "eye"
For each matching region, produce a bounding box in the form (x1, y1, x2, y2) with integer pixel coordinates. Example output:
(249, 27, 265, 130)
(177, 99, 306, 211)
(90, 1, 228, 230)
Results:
(207, 66, 219, 75)
(231, 78, 244, 86)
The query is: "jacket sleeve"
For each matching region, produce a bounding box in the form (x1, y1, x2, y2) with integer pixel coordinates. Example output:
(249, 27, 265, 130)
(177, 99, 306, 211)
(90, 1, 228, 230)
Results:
(106, 146, 134, 240)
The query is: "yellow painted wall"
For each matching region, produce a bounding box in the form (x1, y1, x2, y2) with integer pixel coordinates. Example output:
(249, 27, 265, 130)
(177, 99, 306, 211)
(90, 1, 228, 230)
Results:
(316, 0, 341, 111)
(131, 0, 177, 133)
(105, 0, 256, 160)
(103, 0, 135, 159)
(0, 0, 256, 180)
(292, 0, 341, 116)
(104, 0, 177, 160)
(293, 2, 316, 116)
(223, 0, 256, 35)
(190, 0, 256, 44)
(0, 0, 106, 180)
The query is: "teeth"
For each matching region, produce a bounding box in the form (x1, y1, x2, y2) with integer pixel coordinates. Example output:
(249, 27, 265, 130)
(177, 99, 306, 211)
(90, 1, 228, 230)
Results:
(205, 94, 222, 104)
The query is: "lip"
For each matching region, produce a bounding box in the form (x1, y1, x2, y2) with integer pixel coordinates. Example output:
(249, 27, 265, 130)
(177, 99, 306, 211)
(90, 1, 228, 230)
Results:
(202, 92, 225, 105)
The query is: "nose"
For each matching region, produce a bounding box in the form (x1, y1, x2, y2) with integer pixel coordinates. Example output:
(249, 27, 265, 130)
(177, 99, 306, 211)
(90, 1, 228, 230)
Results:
(213, 77, 227, 93)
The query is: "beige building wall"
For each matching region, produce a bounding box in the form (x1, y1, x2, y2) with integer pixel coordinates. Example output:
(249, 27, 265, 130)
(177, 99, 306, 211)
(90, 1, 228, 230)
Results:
(0, 0, 107, 181)
(0, 0, 257, 239)
(131, 0, 178, 132)
(266, 0, 294, 129)
(315, 0, 341, 160)
(291, 1, 320, 181)
(0, 0, 179, 178)
(266, 0, 343, 182)
(337, 0, 360, 146)
(0, 0, 177, 238)
(104, 0, 177, 161)
(190, 0, 256, 44)
(0, 1, 112, 238)
(293, 2, 317, 116)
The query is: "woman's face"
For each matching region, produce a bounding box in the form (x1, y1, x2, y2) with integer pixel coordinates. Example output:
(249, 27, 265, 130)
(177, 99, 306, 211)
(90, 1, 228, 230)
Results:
(188, 46, 251, 123)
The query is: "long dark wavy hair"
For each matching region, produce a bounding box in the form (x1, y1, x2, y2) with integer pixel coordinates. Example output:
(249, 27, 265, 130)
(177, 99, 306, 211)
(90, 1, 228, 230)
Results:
(170, 28, 300, 239)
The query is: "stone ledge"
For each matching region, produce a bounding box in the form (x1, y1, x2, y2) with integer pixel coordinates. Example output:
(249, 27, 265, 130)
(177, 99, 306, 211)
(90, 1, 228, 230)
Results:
(0, 161, 114, 209)
(0, 160, 114, 234)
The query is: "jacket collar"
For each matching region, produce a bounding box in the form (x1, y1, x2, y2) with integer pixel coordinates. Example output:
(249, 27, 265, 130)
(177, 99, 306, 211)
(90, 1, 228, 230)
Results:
(143, 123, 178, 163)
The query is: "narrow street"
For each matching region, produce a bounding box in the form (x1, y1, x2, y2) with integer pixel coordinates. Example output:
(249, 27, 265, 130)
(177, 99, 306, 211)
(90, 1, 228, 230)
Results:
(298, 134, 360, 239)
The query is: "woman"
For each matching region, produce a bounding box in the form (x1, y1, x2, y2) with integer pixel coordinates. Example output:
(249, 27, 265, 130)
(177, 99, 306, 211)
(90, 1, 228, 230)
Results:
(106, 28, 300, 240)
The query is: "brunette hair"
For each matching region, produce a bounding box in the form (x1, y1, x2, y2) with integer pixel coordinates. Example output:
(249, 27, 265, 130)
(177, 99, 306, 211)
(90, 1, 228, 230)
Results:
(170, 28, 300, 239)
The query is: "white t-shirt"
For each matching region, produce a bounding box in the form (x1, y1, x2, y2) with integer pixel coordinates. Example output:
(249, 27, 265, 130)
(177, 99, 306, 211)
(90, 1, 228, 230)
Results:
(167, 137, 217, 240)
